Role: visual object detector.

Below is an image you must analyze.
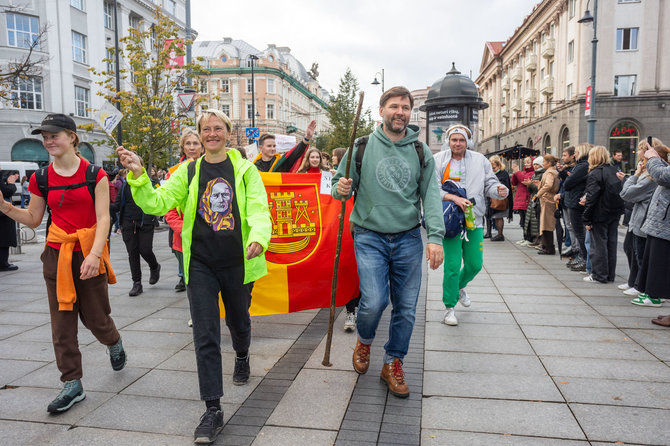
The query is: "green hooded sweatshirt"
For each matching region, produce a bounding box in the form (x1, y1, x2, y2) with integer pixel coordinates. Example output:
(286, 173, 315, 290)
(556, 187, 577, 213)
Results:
(331, 124, 445, 244)
(126, 149, 272, 284)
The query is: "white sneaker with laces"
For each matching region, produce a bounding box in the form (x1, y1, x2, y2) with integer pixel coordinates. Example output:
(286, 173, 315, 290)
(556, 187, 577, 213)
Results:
(343, 311, 356, 332)
(458, 289, 471, 307)
(443, 308, 458, 326)
(617, 283, 630, 290)
(623, 287, 640, 296)
(583, 274, 597, 282)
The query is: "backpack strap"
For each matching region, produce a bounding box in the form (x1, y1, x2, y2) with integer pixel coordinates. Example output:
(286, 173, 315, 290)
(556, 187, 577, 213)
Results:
(414, 140, 426, 185)
(354, 136, 369, 178)
(187, 159, 196, 186)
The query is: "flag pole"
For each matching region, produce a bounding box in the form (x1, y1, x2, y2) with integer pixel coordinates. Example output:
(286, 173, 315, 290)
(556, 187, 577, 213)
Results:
(322, 91, 364, 367)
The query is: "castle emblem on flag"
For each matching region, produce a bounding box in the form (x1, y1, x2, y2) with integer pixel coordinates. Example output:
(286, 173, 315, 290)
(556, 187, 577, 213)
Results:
(266, 185, 321, 264)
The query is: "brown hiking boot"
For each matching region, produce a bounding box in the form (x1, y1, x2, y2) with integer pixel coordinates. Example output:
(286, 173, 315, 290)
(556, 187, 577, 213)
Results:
(352, 339, 370, 375)
(381, 358, 409, 398)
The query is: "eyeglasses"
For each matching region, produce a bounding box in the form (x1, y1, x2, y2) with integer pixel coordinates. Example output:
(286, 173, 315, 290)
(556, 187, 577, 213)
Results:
(200, 127, 227, 134)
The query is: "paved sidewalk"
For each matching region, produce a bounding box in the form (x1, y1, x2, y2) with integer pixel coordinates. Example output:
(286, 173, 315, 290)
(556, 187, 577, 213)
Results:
(1, 221, 669, 445)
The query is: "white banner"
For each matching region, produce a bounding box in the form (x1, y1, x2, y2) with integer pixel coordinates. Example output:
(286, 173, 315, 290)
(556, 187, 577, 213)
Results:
(274, 134, 297, 153)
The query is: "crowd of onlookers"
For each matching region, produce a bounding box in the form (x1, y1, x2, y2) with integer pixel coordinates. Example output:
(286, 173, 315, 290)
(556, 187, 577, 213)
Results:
(495, 139, 670, 321)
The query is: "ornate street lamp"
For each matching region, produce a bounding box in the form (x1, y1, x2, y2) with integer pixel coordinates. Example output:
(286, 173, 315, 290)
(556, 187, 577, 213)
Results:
(371, 69, 385, 92)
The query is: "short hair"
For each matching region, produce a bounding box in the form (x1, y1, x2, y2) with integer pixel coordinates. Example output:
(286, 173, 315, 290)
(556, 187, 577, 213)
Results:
(259, 133, 275, 146)
(523, 156, 532, 165)
(587, 146, 611, 171)
(489, 155, 506, 171)
(563, 146, 575, 157)
(379, 86, 414, 109)
(613, 149, 623, 155)
(543, 154, 559, 166)
(197, 109, 232, 134)
(575, 143, 593, 160)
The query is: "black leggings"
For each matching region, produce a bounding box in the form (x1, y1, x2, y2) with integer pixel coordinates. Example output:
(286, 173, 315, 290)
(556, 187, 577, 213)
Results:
(121, 221, 159, 283)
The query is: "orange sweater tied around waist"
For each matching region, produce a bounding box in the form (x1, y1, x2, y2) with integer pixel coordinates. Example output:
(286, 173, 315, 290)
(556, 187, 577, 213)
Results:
(46, 223, 116, 311)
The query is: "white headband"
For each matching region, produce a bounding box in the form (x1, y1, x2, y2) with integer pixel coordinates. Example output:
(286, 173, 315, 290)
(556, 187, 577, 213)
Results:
(447, 126, 473, 148)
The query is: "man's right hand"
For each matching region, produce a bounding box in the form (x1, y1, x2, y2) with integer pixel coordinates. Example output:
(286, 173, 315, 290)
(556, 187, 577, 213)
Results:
(446, 194, 472, 212)
(336, 177, 352, 197)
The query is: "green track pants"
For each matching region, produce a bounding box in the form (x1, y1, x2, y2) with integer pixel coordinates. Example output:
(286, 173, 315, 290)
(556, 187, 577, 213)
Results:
(441, 228, 484, 308)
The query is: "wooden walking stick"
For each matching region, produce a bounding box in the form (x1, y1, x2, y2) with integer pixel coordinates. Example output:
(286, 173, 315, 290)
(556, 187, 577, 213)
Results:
(322, 91, 365, 367)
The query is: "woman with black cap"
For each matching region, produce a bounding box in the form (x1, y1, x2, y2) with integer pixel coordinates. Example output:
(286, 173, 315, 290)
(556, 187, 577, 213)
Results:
(0, 113, 126, 414)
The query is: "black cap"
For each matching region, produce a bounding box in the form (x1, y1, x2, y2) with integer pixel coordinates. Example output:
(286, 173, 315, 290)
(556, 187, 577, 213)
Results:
(31, 113, 77, 135)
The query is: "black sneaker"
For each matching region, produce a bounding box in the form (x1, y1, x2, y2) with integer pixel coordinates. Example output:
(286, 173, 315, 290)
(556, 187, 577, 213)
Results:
(149, 264, 161, 285)
(109, 337, 126, 371)
(47, 379, 85, 413)
(129, 282, 143, 296)
(194, 407, 223, 444)
(233, 355, 250, 386)
(175, 277, 186, 292)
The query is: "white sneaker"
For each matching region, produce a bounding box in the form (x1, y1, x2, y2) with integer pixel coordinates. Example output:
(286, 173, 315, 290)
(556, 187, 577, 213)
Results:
(458, 289, 471, 307)
(443, 308, 458, 326)
(515, 240, 526, 245)
(617, 283, 630, 290)
(343, 311, 356, 332)
(583, 274, 598, 282)
(623, 287, 640, 296)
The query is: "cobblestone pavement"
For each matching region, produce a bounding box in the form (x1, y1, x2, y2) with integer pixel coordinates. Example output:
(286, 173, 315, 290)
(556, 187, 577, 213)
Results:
(1, 221, 669, 445)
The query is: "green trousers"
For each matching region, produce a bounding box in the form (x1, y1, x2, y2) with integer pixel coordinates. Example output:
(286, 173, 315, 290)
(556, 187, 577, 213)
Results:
(442, 228, 484, 308)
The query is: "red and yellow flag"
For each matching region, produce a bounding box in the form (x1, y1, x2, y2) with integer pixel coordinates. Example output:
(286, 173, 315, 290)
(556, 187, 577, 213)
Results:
(221, 172, 359, 317)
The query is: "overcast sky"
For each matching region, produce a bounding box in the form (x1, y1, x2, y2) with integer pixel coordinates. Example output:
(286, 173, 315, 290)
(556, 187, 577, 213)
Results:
(192, 0, 541, 113)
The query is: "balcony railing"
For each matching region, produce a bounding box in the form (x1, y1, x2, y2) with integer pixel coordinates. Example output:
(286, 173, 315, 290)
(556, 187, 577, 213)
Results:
(541, 37, 555, 59)
(526, 54, 537, 71)
(512, 66, 522, 82)
(511, 98, 522, 111)
(540, 76, 554, 95)
(525, 88, 538, 103)
(501, 76, 510, 90)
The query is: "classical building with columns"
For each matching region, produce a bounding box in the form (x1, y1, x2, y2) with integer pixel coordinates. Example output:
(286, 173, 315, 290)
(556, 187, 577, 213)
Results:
(476, 0, 670, 172)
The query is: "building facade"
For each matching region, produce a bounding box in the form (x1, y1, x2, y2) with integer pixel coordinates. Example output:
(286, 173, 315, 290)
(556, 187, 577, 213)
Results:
(192, 39, 330, 147)
(476, 0, 670, 172)
(0, 0, 187, 167)
(410, 87, 428, 148)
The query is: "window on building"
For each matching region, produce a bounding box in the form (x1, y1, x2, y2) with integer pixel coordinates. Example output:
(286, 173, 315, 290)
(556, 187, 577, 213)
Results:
(568, 40, 574, 63)
(11, 77, 42, 110)
(220, 79, 230, 93)
(610, 120, 639, 171)
(561, 127, 570, 148)
(246, 57, 254, 68)
(106, 48, 115, 73)
(71, 0, 85, 11)
(614, 75, 636, 96)
(412, 108, 419, 122)
(74, 86, 90, 117)
(246, 103, 254, 120)
(221, 104, 230, 116)
(267, 78, 275, 94)
(569, 0, 576, 18)
(104, 2, 114, 29)
(267, 103, 275, 120)
(6, 13, 40, 49)
(72, 31, 87, 64)
(616, 28, 638, 51)
(129, 14, 141, 31)
(198, 80, 208, 94)
(165, 0, 176, 15)
(246, 78, 253, 93)
(566, 83, 573, 99)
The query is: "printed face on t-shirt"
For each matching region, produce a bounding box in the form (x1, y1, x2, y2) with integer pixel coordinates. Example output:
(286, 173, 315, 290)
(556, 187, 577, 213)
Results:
(198, 178, 235, 231)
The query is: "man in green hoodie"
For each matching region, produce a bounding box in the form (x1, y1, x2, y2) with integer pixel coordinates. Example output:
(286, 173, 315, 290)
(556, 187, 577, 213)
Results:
(332, 86, 444, 398)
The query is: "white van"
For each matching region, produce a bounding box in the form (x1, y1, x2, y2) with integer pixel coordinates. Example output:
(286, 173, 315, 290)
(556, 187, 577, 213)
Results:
(0, 161, 40, 204)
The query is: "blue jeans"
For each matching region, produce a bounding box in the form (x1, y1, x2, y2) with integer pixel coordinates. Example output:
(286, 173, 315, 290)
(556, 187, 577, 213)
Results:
(585, 231, 592, 274)
(353, 225, 423, 364)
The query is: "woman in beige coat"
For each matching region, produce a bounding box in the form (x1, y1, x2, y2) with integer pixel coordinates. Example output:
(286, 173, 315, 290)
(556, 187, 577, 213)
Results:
(537, 154, 560, 255)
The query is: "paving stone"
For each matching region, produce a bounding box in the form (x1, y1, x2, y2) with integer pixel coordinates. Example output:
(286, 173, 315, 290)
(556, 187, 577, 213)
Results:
(377, 431, 419, 445)
(79, 343, 179, 370)
(570, 403, 670, 444)
(249, 321, 306, 339)
(424, 371, 563, 401)
(336, 429, 379, 443)
(541, 356, 670, 381)
(622, 328, 670, 345)
(514, 313, 615, 328)
(502, 294, 584, 304)
(252, 426, 337, 446)
(606, 316, 669, 329)
(425, 334, 534, 355)
(521, 326, 627, 342)
(44, 426, 193, 446)
(640, 342, 670, 361)
(0, 420, 69, 445)
(529, 338, 656, 360)
(425, 320, 525, 339)
(421, 429, 589, 445)
(0, 358, 48, 387)
(554, 376, 670, 409)
(266, 369, 356, 430)
(0, 340, 56, 362)
(0, 311, 50, 326)
(422, 397, 585, 439)
(122, 316, 195, 333)
(505, 302, 597, 315)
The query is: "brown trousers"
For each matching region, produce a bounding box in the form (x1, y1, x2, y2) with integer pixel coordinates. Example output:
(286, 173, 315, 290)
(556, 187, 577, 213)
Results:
(42, 246, 120, 382)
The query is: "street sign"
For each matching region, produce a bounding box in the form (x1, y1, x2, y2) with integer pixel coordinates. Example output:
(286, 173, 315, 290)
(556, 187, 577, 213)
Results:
(178, 92, 196, 110)
(584, 86, 591, 117)
(245, 127, 259, 139)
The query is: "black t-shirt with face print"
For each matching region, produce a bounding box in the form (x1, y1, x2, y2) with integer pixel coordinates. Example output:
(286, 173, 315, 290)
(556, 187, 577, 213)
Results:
(191, 157, 243, 268)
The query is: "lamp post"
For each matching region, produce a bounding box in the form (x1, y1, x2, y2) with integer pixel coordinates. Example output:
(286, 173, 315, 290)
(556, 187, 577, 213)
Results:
(249, 54, 259, 131)
(578, 0, 598, 145)
(371, 69, 385, 92)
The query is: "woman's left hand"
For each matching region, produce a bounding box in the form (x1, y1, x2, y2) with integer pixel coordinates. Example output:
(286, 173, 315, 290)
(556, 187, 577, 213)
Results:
(497, 185, 508, 198)
(80, 253, 100, 280)
(246, 242, 263, 260)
